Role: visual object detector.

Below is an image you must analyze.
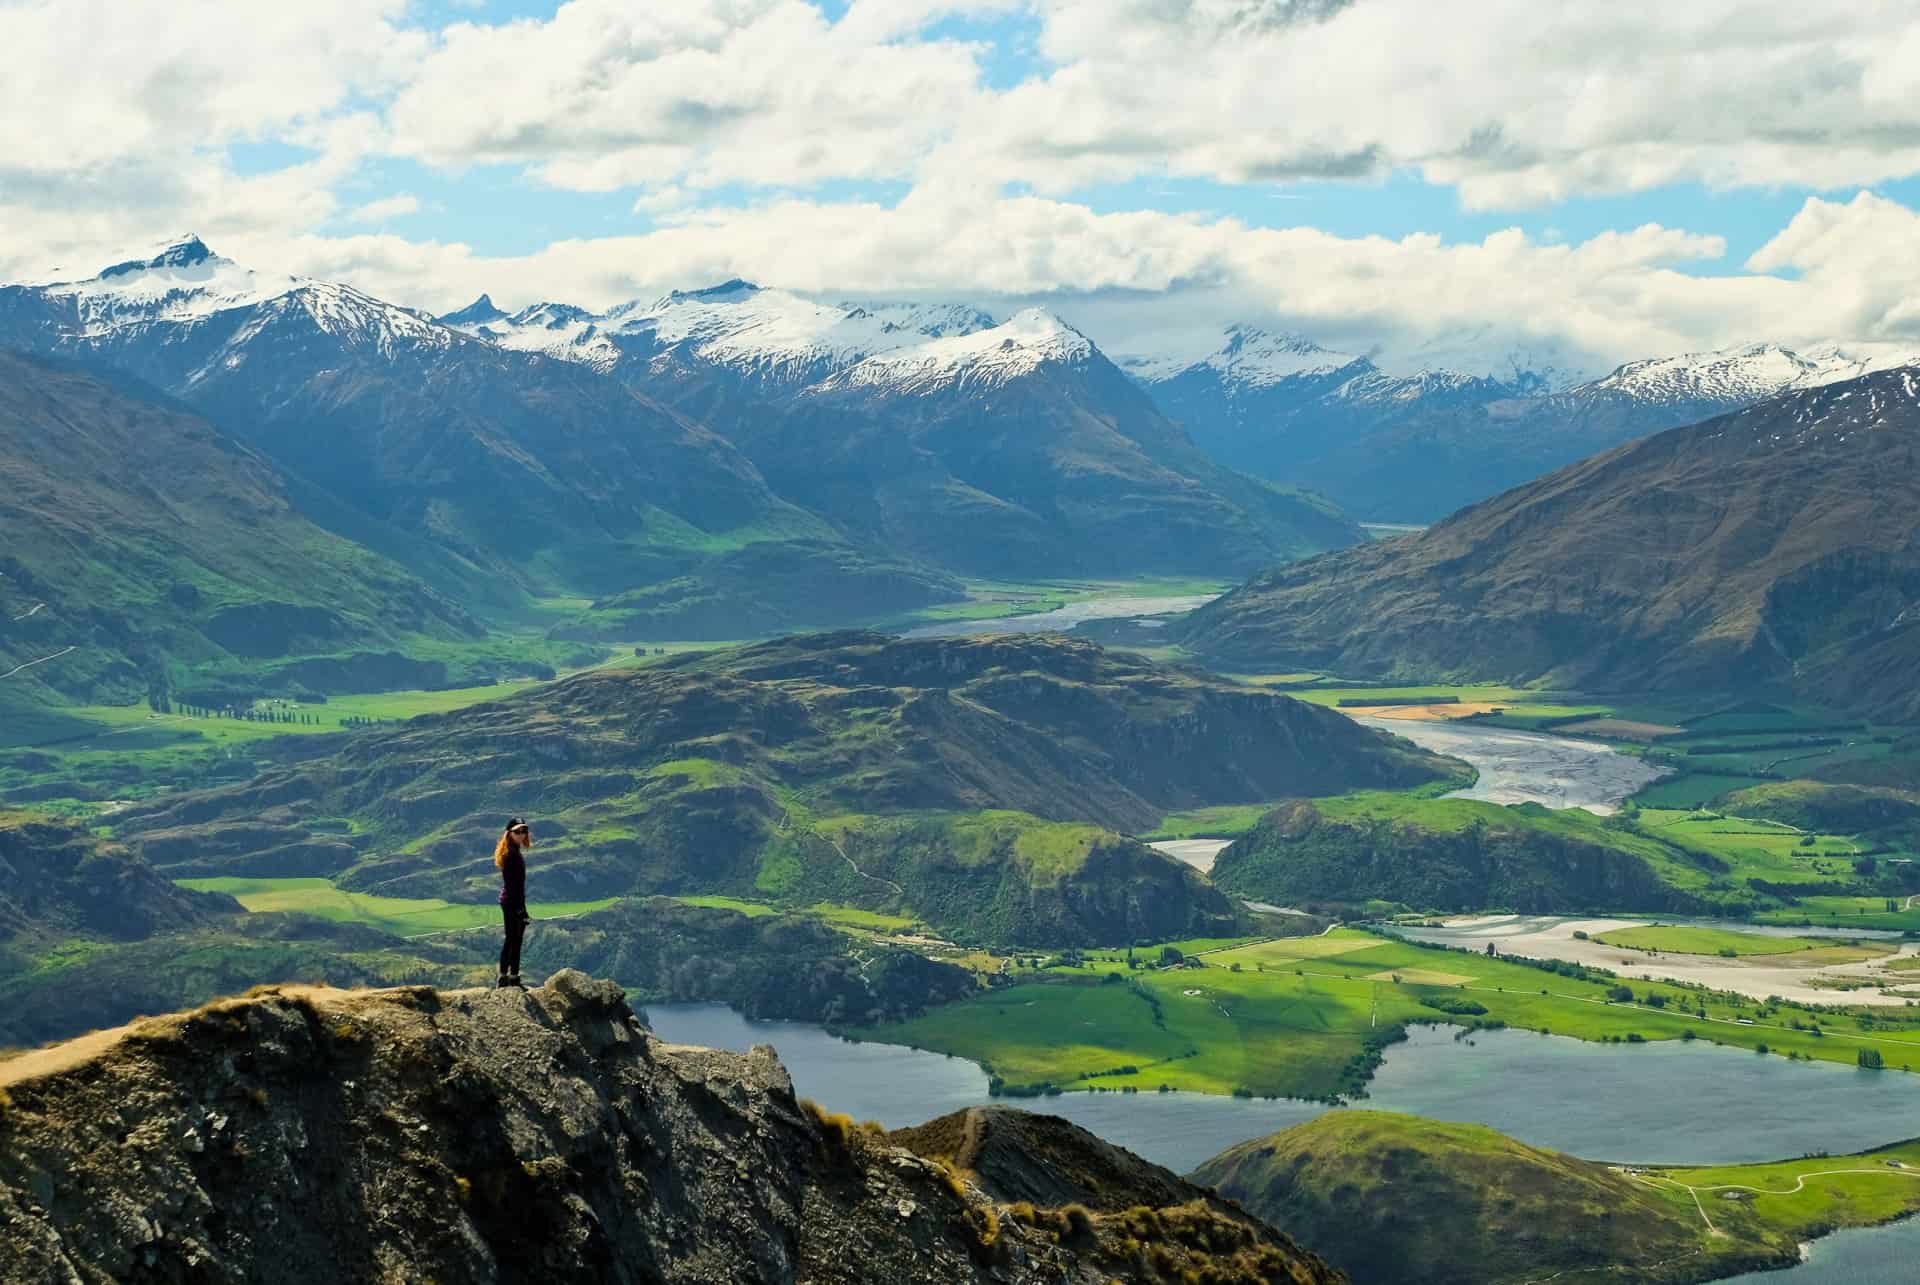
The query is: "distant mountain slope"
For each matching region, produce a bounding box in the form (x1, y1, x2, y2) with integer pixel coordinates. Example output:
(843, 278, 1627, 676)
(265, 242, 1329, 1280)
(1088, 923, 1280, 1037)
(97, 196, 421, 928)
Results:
(103, 633, 1455, 946)
(1131, 328, 1920, 521)
(450, 286, 1363, 578)
(1210, 797, 1700, 914)
(1179, 366, 1920, 716)
(0, 812, 236, 953)
(1194, 1111, 1787, 1285)
(0, 240, 955, 636)
(0, 351, 480, 703)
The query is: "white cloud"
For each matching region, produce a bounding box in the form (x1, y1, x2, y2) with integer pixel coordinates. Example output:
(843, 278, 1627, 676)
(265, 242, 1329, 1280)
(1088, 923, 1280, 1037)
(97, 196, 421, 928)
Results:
(0, 1, 421, 174)
(946, 0, 1920, 205)
(348, 194, 422, 223)
(244, 189, 1819, 376)
(386, 0, 990, 191)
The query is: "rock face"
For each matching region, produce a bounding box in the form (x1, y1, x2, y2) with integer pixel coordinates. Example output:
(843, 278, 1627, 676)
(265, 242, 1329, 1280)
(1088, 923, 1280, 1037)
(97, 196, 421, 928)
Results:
(0, 813, 237, 946)
(1179, 365, 1920, 716)
(0, 972, 1345, 1284)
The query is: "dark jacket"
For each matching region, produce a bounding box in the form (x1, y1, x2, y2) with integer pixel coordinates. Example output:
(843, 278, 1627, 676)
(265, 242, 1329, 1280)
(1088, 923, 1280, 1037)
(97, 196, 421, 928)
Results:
(498, 846, 526, 910)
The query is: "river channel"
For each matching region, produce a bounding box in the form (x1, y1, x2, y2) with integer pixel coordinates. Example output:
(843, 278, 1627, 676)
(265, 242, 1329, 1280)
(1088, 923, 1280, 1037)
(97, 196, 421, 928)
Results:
(904, 594, 1217, 639)
(1355, 715, 1666, 814)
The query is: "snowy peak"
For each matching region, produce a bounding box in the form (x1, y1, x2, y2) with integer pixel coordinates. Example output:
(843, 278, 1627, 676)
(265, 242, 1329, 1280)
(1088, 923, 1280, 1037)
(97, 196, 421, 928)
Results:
(837, 300, 998, 340)
(436, 294, 508, 327)
(447, 283, 1013, 389)
(1584, 342, 1920, 407)
(1118, 324, 1365, 388)
(813, 308, 1095, 397)
(659, 278, 763, 306)
(97, 235, 218, 279)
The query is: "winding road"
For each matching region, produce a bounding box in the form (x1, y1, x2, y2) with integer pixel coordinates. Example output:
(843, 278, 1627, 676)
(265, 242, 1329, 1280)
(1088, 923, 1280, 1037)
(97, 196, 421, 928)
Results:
(0, 645, 75, 680)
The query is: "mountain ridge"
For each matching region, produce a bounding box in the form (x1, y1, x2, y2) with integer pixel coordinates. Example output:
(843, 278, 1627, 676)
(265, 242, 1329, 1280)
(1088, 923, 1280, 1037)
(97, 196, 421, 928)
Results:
(1178, 364, 1920, 717)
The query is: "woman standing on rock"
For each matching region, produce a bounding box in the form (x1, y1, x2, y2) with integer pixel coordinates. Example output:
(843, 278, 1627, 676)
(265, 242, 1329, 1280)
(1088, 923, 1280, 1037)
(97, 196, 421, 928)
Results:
(495, 818, 532, 988)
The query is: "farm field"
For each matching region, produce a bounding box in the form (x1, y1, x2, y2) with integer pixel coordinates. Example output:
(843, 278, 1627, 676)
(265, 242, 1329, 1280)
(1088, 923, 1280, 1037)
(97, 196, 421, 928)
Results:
(1591, 924, 1887, 960)
(1654, 1137, 1920, 1240)
(175, 876, 621, 937)
(1630, 808, 1867, 895)
(854, 928, 1920, 1100)
(1754, 896, 1920, 932)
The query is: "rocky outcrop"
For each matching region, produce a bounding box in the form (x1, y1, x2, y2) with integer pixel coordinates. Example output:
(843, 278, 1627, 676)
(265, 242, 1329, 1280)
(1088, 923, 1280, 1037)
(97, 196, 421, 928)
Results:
(0, 972, 1345, 1284)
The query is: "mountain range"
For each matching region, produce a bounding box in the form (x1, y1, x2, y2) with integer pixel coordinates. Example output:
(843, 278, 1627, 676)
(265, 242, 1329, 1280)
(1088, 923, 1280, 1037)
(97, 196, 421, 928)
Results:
(441, 281, 1360, 580)
(0, 239, 1364, 706)
(1128, 326, 1920, 521)
(1178, 364, 1920, 717)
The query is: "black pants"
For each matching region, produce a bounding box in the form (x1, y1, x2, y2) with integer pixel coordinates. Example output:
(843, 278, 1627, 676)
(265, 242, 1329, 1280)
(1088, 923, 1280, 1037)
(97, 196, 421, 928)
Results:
(500, 905, 527, 975)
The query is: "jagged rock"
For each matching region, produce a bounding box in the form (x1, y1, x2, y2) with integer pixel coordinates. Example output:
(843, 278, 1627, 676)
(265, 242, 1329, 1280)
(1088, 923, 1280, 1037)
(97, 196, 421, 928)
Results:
(0, 973, 1345, 1284)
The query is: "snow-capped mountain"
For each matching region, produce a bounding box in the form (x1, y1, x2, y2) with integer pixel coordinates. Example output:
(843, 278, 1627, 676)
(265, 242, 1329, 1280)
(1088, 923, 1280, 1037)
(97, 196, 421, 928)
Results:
(810, 308, 1095, 397)
(441, 279, 1360, 577)
(1121, 321, 1920, 521)
(1118, 325, 1364, 388)
(1584, 342, 1920, 407)
(0, 237, 792, 604)
(440, 281, 1010, 392)
(8, 235, 457, 371)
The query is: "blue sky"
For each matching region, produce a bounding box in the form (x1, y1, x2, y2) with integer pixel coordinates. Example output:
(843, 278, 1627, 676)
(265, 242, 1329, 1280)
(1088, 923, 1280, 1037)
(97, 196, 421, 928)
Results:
(10, 0, 1920, 371)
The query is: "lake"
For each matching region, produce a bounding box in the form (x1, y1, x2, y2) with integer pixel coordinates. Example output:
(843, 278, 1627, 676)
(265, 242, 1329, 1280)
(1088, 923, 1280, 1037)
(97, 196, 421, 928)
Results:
(644, 1006, 1920, 1174)
(1354, 715, 1666, 814)
(1716, 1218, 1920, 1284)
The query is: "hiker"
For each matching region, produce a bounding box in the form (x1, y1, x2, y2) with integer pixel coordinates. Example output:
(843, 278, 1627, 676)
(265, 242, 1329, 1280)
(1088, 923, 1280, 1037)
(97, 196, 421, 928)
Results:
(495, 817, 532, 987)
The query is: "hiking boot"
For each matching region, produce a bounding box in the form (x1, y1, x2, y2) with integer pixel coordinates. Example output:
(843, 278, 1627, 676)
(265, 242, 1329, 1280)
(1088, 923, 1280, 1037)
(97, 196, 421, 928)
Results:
(497, 973, 515, 989)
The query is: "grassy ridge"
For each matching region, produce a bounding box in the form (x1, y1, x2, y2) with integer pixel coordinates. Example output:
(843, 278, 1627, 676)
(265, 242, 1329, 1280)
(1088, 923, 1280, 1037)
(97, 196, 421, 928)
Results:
(1196, 1110, 1920, 1285)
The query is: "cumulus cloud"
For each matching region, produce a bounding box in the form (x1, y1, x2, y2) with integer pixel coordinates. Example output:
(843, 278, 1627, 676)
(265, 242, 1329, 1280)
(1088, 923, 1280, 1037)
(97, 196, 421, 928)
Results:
(244, 189, 1811, 375)
(951, 0, 1920, 205)
(385, 0, 990, 191)
(348, 194, 422, 223)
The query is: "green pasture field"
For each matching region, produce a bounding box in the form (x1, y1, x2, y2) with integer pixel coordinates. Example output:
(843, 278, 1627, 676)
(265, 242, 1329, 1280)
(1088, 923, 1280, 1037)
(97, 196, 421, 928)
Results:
(1754, 895, 1920, 932)
(854, 927, 1920, 1100)
(1141, 803, 1276, 840)
(670, 895, 779, 918)
(1632, 772, 1777, 808)
(1630, 808, 1864, 893)
(1284, 684, 1539, 709)
(1657, 1138, 1920, 1240)
(1590, 924, 1883, 959)
(176, 876, 620, 937)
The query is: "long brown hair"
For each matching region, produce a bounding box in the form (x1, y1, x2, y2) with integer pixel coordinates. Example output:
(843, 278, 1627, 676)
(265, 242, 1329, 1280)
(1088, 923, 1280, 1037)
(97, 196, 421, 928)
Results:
(494, 818, 524, 869)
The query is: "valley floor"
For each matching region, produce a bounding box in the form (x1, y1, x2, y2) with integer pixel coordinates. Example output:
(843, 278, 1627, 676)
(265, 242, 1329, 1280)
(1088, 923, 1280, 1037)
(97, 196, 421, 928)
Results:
(1395, 915, 1920, 1006)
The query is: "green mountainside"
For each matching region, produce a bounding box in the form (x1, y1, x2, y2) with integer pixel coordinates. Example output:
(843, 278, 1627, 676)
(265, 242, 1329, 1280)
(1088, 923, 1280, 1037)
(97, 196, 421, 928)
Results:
(100, 633, 1456, 947)
(0, 352, 482, 706)
(1196, 1110, 1920, 1285)
(1208, 795, 1701, 914)
(1179, 368, 1920, 718)
(1192, 1112, 1778, 1285)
